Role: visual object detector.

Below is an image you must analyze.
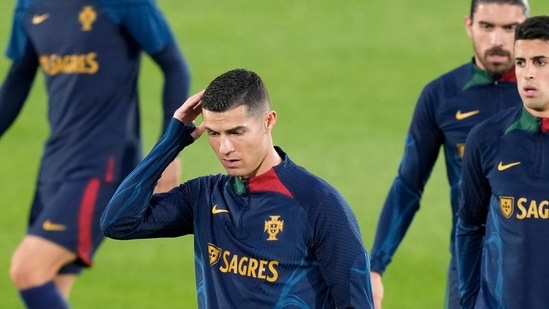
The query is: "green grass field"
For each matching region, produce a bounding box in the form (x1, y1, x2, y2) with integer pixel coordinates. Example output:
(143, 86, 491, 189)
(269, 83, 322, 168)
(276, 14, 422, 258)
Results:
(1, 1, 548, 308)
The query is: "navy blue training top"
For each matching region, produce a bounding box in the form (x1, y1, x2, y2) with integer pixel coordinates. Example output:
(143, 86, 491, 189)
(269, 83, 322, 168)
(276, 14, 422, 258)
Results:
(101, 119, 374, 308)
(0, 0, 189, 182)
(457, 107, 549, 309)
(370, 62, 522, 273)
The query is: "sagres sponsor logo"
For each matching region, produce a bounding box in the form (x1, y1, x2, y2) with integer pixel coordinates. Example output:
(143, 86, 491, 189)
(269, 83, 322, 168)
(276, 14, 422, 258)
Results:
(32, 13, 50, 25)
(39, 53, 99, 75)
(211, 204, 229, 215)
(456, 110, 480, 120)
(516, 197, 549, 220)
(208, 243, 279, 282)
(500, 196, 514, 218)
(497, 161, 521, 171)
(500, 196, 549, 220)
(264, 215, 283, 241)
(42, 219, 67, 231)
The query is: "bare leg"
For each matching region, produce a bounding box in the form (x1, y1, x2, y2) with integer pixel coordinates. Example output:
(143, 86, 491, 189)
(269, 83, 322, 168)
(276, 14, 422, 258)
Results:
(10, 235, 77, 296)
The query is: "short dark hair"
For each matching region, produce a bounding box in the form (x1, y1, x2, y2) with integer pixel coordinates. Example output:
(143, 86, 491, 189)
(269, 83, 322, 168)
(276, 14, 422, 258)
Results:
(202, 68, 270, 117)
(469, 0, 529, 19)
(515, 15, 549, 41)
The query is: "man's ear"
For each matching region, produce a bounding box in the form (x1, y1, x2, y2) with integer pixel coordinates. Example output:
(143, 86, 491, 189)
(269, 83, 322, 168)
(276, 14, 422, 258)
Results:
(264, 110, 277, 131)
(464, 15, 473, 38)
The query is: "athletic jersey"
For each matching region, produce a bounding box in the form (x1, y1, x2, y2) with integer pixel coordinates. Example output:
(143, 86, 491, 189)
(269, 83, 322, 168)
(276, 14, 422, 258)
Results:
(457, 107, 549, 309)
(101, 119, 374, 309)
(0, 0, 188, 182)
(370, 61, 522, 274)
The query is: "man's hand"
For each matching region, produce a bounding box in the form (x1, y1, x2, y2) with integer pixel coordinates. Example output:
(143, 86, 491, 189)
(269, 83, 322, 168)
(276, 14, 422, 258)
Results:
(174, 90, 206, 140)
(153, 158, 180, 193)
(370, 271, 384, 309)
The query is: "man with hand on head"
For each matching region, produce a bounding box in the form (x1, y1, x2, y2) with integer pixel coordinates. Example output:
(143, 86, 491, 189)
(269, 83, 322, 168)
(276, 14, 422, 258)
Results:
(101, 68, 373, 308)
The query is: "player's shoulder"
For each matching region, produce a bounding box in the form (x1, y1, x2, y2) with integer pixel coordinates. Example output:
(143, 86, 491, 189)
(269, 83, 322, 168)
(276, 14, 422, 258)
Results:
(424, 62, 471, 91)
(277, 156, 348, 208)
(96, 0, 157, 9)
(418, 62, 472, 104)
(14, 0, 37, 10)
(468, 106, 521, 145)
(98, 0, 154, 5)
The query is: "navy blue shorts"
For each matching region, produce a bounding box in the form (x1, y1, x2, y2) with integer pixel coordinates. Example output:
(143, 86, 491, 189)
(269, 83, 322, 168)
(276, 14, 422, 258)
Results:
(27, 178, 119, 274)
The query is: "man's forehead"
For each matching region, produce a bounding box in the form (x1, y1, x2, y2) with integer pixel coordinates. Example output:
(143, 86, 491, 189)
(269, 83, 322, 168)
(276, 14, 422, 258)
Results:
(203, 105, 253, 130)
(473, 3, 525, 24)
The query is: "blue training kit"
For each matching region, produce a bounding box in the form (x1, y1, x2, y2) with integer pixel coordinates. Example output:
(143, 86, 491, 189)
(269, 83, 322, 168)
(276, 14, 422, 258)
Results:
(101, 119, 374, 308)
(0, 0, 189, 269)
(457, 106, 549, 309)
(369, 60, 522, 308)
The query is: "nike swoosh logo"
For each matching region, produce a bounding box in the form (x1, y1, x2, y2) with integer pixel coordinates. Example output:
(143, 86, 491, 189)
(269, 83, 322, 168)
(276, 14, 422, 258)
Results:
(456, 110, 480, 120)
(212, 205, 229, 214)
(42, 219, 67, 231)
(32, 13, 50, 25)
(497, 161, 521, 171)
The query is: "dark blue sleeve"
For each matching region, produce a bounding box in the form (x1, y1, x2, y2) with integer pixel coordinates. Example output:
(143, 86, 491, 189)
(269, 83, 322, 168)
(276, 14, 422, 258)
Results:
(0, 43, 38, 137)
(98, 0, 190, 134)
(100, 118, 195, 239)
(99, 0, 176, 54)
(150, 42, 191, 133)
(5, 0, 34, 61)
(455, 219, 484, 309)
(455, 124, 490, 308)
(312, 191, 374, 308)
(370, 84, 443, 273)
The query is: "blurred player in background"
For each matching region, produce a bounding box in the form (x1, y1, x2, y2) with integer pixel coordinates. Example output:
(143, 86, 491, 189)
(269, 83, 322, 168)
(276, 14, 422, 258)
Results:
(100, 68, 373, 308)
(457, 15, 549, 309)
(369, 0, 528, 308)
(0, 0, 190, 308)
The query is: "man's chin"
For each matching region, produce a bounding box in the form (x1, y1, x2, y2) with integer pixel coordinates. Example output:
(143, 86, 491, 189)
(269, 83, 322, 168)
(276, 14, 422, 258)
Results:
(485, 64, 512, 77)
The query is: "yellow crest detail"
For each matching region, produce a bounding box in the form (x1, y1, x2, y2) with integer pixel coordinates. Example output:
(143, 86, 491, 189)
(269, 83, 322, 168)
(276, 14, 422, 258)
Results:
(264, 215, 284, 241)
(79, 6, 96, 31)
(208, 243, 222, 266)
(500, 196, 514, 218)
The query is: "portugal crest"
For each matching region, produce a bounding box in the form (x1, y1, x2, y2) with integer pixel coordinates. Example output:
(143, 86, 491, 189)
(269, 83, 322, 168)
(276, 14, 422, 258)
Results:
(499, 196, 514, 218)
(264, 215, 284, 241)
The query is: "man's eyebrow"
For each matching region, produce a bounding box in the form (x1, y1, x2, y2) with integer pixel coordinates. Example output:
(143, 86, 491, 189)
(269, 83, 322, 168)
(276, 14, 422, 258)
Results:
(226, 126, 246, 133)
(477, 21, 520, 27)
(205, 125, 247, 133)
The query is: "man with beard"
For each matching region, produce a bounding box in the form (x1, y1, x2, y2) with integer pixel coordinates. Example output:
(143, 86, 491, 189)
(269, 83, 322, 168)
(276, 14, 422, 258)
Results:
(369, 1, 528, 308)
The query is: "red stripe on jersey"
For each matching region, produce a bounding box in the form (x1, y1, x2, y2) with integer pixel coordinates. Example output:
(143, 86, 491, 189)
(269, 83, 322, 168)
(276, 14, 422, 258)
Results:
(78, 178, 101, 266)
(105, 156, 115, 183)
(248, 169, 294, 198)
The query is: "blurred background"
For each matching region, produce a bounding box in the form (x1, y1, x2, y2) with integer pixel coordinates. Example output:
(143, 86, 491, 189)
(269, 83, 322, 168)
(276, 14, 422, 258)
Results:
(1, 0, 547, 308)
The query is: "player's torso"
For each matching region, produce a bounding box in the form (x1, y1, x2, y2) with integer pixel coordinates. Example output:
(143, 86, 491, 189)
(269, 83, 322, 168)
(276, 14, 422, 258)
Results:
(21, 0, 143, 180)
(22, 0, 141, 125)
(192, 175, 333, 308)
(480, 122, 549, 308)
(436, 82, 521, 162)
